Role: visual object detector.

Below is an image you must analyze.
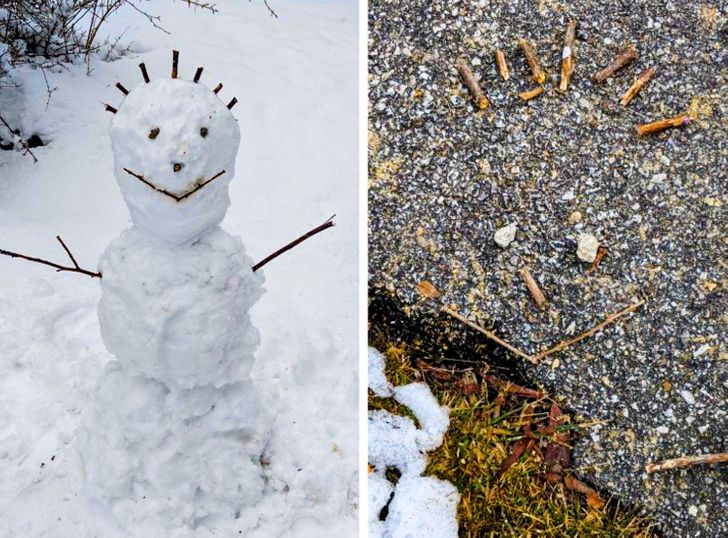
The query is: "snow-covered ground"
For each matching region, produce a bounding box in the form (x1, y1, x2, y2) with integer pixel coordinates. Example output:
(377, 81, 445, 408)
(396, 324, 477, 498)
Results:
(0, 1, 358, 535)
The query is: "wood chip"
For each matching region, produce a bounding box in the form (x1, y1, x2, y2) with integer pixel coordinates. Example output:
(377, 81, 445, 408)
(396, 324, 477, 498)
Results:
(457, 59, 490, 110)
(495, 49, 510, 80)
(593, 45, 637, 82)
(520, 267, 547, 307)
(646, 452, 728, 473)
(559, 19, 577, 91)
(518, 86, 544, 101)
(417, 280, 441, 298)
(519, 39, 546, 84)
(636, 114, 690, 136)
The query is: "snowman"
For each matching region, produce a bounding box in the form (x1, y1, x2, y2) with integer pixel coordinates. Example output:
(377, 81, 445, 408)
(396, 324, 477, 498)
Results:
(1, 51, 333, 530)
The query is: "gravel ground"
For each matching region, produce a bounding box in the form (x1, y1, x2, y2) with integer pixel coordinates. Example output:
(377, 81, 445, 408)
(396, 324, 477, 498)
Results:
(368, 1, 727, 535)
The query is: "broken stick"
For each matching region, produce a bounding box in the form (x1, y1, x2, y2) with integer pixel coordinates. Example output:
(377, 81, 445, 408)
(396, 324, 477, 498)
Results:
(620, 67, 654, 106)
(593, 45, 637, 83)
(251, 215, 335, 272)
(495, 50, 510, 80)
(636, 114, 690, 136)
(519, 39, 546, 84)
(0, 236, 102, 278)
(441, 307, 536, 363)
(520, 267, 547, 307)
(559, 19, 576, 91)
(457, 59, 490, 110)
(518, 86, 544, 101)
(533, 299, 645, 361)
(646, 452, 728, 473)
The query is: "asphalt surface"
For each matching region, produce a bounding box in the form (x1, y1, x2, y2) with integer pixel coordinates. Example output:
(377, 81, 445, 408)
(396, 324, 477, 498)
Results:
(368, 1, 727, 535)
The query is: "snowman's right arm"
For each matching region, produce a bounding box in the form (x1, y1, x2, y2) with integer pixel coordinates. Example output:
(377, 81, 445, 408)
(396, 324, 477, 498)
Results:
(0, 235, 101, 278)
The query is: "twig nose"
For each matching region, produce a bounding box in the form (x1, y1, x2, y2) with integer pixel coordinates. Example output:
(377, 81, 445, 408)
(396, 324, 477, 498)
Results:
(173, 162, 184, 173)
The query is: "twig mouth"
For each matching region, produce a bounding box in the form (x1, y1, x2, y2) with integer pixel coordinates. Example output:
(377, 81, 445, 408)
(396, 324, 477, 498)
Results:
(123, 167, 226, 202)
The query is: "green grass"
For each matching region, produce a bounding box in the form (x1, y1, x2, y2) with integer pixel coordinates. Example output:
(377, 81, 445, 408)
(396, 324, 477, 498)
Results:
(369, 343, 655, 537)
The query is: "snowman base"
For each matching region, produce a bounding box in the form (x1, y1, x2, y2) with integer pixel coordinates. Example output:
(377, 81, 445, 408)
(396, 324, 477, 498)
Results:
(78, 226, 271, 529)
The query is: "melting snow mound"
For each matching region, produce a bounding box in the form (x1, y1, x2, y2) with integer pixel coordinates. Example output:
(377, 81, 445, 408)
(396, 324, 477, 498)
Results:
(368, 347, 459, 537)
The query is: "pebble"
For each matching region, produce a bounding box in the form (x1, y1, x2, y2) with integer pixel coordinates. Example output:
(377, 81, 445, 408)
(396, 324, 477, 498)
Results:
(568, 211, 582, 224)
(576, 233, 599, 263)
(494, 223, 517, 248)
(679, 390, 696, 406)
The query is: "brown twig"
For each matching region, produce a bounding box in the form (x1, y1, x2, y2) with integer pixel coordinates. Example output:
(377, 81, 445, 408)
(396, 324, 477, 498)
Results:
(441, 307, 536, 363)
(533, 300, 645, 361)
(518, 86, 544, 101)
(484, 375, 545, 399)
(124, 168, 225, 202)
(636, 114, 690, 136)
(621, 68, 654, 106)
(116, 82, 129, 95)
(559, 19, 576, 91)
(139, 62, 150, 83)
(519, 39, 546, 84)
(193, 66, 204, 83)
(171, 49, 179, 78)
(252, 215, 335, 272)
(0, 236, 101, 278)
(645, 452, 728, 473)
(593, 45, 637, 83)
(213, 82, 223, 94)
(588, 246, 608, 273)
(0, 113, 38, 163)
(520, 267, 547, 308)
(495, 50, 510, 80)
(457, 59, 490, 110)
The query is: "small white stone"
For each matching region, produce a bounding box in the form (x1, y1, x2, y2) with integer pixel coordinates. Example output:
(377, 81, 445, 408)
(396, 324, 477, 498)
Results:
(656, 425, 669, 434)
(694, 344, 711, 358)
(494, 223, 517, 248)
(576, 233, 600, 263)
(679, 390, 696, 406)
(688, 505, 698, 517)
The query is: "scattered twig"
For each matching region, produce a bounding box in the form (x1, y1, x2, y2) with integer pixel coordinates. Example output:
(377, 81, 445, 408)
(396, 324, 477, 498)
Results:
(252, 215, 335, 272)
(533, 299, 645, 361)
(559, 19, 576, 91)
(457, 59, 489, 110)
(518, 86, 544, 101)
(251, 0, 278, 18)
(593, 45, 637, 83)
(520, 268, 547, 308)
(588, 246, 608, 274)
(645, 452, 728, 473)
(484, 375, 546, 399)
(621, 67, 654, 106)
(0, 236, 101, 278)
(178, 0, 218, 13)
(519, 38, 546, 84)
(441, 307, 536, 364)
(636, 114, 690, 136)
(495, 49, 510, 80)
(39, 66, 58, 111)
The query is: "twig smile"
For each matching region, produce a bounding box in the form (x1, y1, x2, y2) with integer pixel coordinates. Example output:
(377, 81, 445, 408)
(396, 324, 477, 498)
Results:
(123, 167, 226, 202)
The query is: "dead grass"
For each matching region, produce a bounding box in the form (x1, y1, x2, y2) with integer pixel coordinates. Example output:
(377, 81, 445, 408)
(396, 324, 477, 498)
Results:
(369, 342, 655, 537)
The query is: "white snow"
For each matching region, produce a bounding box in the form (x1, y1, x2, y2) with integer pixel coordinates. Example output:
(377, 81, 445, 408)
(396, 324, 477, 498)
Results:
(368, 346, 394, 397)
(368, 348, 459, 538)
(0, 1, 358, 536)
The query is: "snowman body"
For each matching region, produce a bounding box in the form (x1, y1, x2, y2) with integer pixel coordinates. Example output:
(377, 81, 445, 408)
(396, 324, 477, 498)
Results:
(78, 77, 270, 528)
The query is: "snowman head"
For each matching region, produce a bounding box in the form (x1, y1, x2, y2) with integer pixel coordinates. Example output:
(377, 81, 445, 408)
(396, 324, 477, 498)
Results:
(108, 54, 241, 245)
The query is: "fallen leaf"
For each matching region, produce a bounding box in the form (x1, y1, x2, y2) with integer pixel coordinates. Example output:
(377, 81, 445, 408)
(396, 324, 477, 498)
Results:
(417, 280, 441, 298)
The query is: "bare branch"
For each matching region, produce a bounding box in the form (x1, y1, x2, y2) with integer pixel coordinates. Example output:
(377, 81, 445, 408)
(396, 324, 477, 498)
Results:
(0, 113, 38, 162)
(0, 237, 101, 278)
(252, 215, 335, 272)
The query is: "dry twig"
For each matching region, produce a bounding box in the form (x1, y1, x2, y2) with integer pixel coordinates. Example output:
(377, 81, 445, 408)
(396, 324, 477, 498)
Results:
(559, 19, 576, 91)
(646, 452, 728, 473)
(495, 49, 509, 80)
(533, 299, 645, 361)
(0, 236, 101, 278)
(593, 45, 637, 82)
(0, 113, 38, 162)
(636, 114, 690, 136)
(518, 86, 544, 101)
(457, 59, 489, 110)
(520, 267, 547, 307)
(519, 39, 546, 84)
(252, 215, 335, 272)
(621, 67, 654, 106)
(441, 307, 536, 363)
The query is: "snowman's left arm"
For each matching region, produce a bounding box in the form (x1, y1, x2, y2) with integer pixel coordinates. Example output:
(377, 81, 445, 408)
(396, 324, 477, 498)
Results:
(0, 235, 102, 278)
(251, 215, 335, 272)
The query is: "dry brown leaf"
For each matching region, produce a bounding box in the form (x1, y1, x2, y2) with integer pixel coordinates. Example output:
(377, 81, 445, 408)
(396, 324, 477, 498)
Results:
(417, 280, 441, 298)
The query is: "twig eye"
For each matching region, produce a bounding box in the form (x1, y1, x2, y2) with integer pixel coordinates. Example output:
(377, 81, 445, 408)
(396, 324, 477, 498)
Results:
(200, 127, 208, 138)
(149, 127, 160, 140)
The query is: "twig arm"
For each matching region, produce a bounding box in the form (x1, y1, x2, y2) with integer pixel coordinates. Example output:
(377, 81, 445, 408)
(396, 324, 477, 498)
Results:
(252, 215, 335, 272)
(0, 236, 101, 278)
